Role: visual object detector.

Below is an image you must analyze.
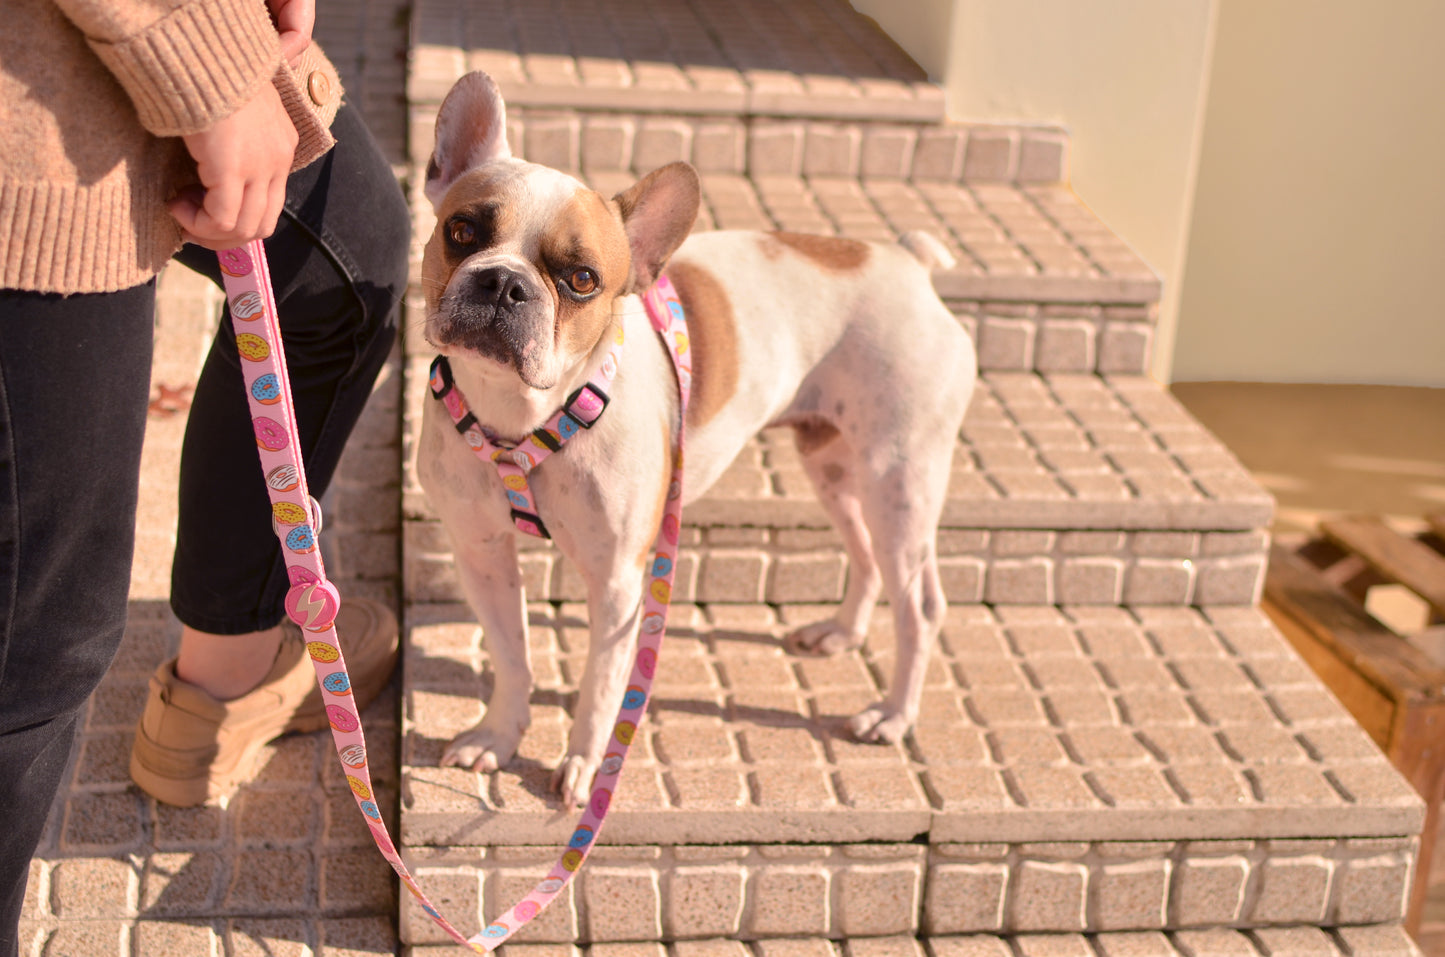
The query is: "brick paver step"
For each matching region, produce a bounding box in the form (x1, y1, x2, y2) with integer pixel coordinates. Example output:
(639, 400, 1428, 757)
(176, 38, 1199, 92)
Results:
(402, 368, 1275, 609)
(409, 0, 944, 123)
(399, 603, 1421, 943)
(403, 165, 1160, 377)
(402, 930, 1420, 957)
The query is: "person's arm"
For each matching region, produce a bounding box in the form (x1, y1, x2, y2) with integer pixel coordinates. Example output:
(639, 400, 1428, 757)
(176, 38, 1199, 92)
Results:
(51, 0, 318, 248)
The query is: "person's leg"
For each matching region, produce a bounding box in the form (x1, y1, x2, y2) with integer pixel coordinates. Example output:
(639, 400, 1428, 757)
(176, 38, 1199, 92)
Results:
(170, 103, 408, 687)
(0, 283, 155, 957)
(128, 105, 408, 807)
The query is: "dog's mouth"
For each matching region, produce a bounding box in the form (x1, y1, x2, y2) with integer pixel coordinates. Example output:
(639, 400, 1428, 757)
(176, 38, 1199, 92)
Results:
(426, 258, 563, 389)
(430, 301, 557, 390)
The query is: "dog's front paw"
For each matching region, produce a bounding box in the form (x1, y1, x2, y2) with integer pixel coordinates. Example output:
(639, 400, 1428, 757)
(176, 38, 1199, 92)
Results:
(784, 620, 867, 657)
(551, 753, 601, 809)
(846, 703, 914, 745)
(440, 716, 526, 773)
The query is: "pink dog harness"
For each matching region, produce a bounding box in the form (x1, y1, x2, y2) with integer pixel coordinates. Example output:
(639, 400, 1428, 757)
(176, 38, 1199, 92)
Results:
(222, 237, 691, 953)
(427, 334, 617, 539)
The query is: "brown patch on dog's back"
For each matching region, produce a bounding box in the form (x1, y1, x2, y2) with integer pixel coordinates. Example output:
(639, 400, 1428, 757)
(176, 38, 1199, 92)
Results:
(765, 232, 870, 272)
(665, 260, 739, 429)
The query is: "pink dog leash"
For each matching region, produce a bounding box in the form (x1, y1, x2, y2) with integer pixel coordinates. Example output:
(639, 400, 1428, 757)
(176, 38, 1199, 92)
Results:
(220, 239, 692, 951)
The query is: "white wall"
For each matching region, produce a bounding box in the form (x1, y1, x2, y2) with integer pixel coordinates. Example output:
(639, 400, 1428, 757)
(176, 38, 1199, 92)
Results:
(1172, 0, 1445, 385)
(853, 0, 1218, 384)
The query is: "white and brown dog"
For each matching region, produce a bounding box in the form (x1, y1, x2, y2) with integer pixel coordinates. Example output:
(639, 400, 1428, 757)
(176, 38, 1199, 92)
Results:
(418, 72, 976, 808)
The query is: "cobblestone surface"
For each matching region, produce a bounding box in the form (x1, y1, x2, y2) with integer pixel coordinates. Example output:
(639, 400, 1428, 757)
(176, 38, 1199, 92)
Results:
(401, 927, 1422, 957)
(402, 368, 1276, 610)
(408, 0, 941, 122)
(393, 836, 1416, 944)
(402, 603, 1420, 854)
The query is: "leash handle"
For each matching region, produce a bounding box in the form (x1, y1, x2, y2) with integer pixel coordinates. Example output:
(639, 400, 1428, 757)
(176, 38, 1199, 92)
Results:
(220, 242, 691, 952)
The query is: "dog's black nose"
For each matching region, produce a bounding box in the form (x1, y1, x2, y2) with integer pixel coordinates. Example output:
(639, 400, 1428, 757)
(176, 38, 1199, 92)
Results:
(473, 265, 533, 306)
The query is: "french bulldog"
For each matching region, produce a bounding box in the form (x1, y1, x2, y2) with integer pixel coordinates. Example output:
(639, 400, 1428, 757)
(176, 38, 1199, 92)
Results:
(418, 71, 976, 808)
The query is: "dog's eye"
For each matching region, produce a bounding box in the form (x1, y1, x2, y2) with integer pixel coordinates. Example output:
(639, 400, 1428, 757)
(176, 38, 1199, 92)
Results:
(566, 268, 599, 296)
(447, 217, 477, 247)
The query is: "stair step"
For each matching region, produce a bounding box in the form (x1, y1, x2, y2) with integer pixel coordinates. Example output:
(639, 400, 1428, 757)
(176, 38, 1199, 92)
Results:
(404, 929, 1421, 957)
(405, 172, 1159, 380)
(402, 369, 1274, 608)
(398, 603, 1421, 943)
(409, 0, 944, 124)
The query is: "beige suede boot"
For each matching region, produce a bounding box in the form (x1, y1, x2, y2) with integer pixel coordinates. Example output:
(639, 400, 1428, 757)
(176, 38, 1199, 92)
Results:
(129, 598, 399, 807)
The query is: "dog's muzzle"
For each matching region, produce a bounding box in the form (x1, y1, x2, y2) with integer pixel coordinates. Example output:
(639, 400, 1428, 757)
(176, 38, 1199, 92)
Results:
(433, 263, 551, 374)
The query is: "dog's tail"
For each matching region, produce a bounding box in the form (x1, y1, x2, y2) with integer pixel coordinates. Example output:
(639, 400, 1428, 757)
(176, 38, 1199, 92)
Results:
(899, 230, 956, 271)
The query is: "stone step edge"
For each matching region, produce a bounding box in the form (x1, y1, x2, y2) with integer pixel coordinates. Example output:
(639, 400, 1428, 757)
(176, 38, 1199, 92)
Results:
(403, 928, 1419, 957)
(402, 123, 1161, 311)
(409, 28, 947, 124)
(396, 838, 1415, 946)
(397, 365, 1274, 541)
(407, 99, 1075, 192)
(411, 48, 948, 126)
(404, 522, 1270, 608)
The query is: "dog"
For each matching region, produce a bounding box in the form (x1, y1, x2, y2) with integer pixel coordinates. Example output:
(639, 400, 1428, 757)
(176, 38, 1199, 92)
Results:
(417, 71, 976, 808)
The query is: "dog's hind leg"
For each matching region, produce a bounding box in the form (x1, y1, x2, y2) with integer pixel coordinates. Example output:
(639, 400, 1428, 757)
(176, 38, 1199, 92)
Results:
(783, 422, 884, 657)
(845, 450, 951, 745)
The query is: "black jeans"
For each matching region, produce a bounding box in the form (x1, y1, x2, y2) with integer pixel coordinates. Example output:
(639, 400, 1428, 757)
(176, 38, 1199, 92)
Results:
(0, 104, 408, 955)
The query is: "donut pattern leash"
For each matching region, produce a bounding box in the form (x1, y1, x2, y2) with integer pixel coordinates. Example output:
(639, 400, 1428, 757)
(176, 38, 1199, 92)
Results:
(221, 239, 691, 952)
(440, 275, 692, 949)
(220, 240, 481, 950)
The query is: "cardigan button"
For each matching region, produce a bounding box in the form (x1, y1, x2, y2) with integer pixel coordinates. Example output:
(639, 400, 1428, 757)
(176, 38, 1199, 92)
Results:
(307, 70, 332, 106)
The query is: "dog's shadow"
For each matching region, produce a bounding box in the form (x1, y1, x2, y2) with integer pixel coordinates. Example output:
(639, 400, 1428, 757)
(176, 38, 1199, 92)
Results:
(406, 607, 870, 809)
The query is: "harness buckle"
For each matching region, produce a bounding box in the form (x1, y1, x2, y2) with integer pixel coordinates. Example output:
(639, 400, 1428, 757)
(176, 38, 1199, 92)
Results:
(562, 382, 609, 429)
(510, 508, 550, 539)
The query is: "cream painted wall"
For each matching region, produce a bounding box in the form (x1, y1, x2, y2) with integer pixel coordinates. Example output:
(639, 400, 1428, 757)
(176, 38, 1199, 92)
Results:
(1172, 0, 1445, 385)
(852, 0, 1218, 384)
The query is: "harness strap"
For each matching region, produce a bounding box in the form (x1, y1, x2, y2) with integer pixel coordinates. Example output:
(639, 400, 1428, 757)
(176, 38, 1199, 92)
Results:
(223, 237, 690, 954)
(429, 331, 622, 539)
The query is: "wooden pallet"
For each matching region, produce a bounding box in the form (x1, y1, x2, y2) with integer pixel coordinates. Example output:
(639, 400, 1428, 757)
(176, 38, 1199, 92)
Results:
(1264, 513, 1445, 936)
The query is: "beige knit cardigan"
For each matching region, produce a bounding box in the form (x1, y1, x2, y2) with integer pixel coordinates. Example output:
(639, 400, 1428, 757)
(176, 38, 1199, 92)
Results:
(1, 0, 344, 294)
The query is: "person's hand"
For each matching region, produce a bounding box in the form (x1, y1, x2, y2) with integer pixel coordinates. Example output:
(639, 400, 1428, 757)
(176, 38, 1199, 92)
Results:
(268, 0, 315, 66)
(168, 82, 297, 249)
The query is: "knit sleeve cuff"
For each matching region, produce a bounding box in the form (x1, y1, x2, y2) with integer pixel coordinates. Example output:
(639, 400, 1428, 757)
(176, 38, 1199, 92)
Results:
(274, 44, 341, 172)
(85, 0, 281, 137)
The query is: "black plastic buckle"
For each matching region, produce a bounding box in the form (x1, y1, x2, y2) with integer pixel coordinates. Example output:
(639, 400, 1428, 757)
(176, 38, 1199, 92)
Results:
(429, 355, 454, 398)
(510, 508, 550, 539)
(562, 382, 609, 429)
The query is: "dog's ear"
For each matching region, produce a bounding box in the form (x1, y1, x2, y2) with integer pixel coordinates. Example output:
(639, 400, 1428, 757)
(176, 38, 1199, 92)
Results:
(425, 71, 511, 211)
(613, 162, 701, 292)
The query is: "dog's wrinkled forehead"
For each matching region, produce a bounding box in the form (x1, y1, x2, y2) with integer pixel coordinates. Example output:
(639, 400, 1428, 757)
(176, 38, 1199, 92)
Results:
(438, 159, 617, 258)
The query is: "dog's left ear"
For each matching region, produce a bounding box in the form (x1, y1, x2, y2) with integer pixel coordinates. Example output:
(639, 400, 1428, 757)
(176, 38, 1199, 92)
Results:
(613, 162, 701, 292)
